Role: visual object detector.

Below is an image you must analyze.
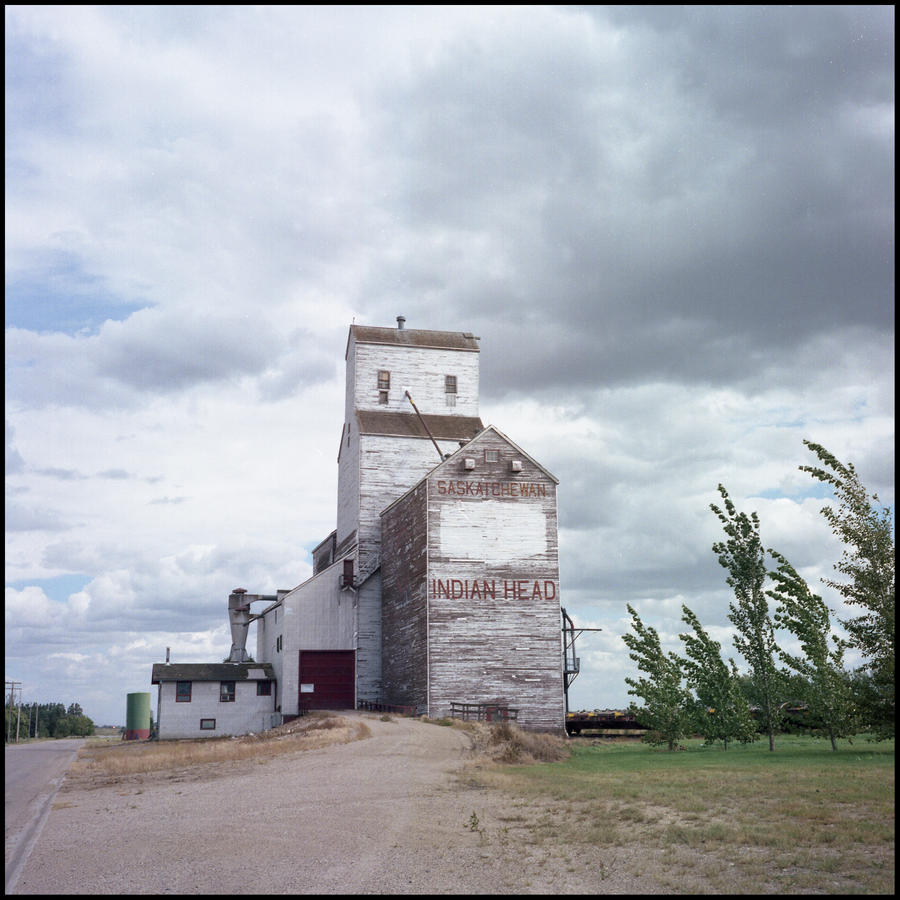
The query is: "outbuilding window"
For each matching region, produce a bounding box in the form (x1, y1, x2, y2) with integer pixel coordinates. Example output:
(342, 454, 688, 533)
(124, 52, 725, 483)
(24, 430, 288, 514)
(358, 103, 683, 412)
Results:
(200, 718, 216, 730)
(257, 680, 272, 696)
(175, 681, 192, 702)
(220, 681, 236, 703)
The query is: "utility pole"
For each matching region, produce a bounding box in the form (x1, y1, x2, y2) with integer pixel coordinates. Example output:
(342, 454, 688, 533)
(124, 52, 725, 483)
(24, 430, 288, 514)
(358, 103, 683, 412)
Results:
(6, 681, 22, 743)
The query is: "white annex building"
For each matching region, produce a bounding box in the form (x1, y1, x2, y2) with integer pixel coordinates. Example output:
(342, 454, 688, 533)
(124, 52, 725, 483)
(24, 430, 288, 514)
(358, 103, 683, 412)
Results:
(153, 319, 566, 738)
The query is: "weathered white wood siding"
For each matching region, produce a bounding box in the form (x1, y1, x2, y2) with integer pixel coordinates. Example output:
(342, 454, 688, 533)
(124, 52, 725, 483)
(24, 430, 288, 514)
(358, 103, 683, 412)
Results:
(380, 427, 565, 732)
(353, 343, 479, 416)
(381, 482, 429, 710)
(357, 433, 458, 579)
(341, 327, 482, 578)
(426, 429, 564, 732)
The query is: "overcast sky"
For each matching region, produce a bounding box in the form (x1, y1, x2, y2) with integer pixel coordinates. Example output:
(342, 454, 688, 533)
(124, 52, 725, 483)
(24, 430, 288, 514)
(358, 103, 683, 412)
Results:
(5, 5, 894, 727)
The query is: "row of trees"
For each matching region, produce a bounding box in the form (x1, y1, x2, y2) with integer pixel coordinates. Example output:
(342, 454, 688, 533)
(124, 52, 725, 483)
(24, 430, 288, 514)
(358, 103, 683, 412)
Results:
(623, 441, 894, 751)
(4, 701, 95, 740)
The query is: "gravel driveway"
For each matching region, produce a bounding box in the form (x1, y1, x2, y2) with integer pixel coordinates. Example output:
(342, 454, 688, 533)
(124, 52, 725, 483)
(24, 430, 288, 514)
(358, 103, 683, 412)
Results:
(12, 712, 652, 895)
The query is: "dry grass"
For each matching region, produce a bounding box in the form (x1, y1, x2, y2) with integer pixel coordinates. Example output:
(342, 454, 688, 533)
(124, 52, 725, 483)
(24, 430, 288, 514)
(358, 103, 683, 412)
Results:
(67, 713, 370, 781)
(461, 720, 571, 765)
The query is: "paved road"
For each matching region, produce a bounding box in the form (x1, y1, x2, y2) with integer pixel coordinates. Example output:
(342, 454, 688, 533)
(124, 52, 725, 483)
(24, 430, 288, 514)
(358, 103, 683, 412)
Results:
(5, 739, 84, 893)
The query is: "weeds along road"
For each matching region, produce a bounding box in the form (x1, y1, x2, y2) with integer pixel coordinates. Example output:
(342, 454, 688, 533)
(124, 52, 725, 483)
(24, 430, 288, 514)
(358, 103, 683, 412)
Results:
(5, 738, 86, 894)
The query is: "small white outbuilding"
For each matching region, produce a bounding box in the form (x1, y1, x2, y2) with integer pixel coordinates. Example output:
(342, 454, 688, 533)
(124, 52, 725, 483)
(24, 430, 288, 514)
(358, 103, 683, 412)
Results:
(151, 662, 278, 739)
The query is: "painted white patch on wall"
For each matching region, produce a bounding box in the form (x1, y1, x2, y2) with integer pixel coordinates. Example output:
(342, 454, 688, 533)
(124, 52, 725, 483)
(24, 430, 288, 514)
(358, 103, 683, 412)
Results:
(438, 500, 545, 563)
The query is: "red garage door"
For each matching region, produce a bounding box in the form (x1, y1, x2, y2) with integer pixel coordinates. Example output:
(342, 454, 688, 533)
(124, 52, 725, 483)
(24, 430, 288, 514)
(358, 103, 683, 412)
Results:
(299, 650, 355, 709)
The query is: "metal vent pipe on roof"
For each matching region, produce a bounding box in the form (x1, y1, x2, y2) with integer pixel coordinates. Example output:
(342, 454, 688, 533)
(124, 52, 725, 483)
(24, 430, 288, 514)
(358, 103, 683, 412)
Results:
(397, 316, 406, 329)
(227, 589, 279, 663)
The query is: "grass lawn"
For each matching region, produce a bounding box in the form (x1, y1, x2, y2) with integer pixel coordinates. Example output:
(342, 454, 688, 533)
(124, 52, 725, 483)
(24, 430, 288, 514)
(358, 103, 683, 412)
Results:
(471, 733, 894, 894)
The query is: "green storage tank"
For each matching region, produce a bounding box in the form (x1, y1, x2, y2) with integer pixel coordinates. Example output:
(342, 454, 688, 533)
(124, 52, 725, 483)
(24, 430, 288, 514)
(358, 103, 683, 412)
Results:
(125, 692, 151, 740)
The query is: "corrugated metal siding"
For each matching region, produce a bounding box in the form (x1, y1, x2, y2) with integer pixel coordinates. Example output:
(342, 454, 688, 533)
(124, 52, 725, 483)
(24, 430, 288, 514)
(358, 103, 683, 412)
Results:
(336, 415, 360, 554)
(256, 611, 285, 713)
(355, 570, 383, 704)
(273, 561, 357, 716)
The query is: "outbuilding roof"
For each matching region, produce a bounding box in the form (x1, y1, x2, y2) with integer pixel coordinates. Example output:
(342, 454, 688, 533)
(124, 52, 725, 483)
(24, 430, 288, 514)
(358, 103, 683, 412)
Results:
(356, 411, 483, 441)
(347, 325, 480, 356)
(151, 662, 275, 683)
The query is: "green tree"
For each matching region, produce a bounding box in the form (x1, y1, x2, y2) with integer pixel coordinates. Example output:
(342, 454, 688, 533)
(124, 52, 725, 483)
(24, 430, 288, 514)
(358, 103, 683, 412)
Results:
(43, 702, 66, 738)
(800, 441, 894, 738)
(768, 549, 857, 750)
(68, 714, 95, 737)
(622, 603, 691, 750)
(845, 666, 888, 733)
(52, 716, 72, 738)
(677, 605, 757, 749)
(711, 484, 782, 750)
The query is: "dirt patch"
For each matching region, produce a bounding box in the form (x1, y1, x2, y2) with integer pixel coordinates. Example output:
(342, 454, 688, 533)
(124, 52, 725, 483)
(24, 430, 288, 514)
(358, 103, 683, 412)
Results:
(14, 715, 886, 895)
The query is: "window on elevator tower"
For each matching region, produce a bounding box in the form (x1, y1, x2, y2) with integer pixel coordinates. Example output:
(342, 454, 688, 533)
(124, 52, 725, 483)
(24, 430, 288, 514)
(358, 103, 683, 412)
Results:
(378, 370, 390, 404)
(445, 374, 457, 407)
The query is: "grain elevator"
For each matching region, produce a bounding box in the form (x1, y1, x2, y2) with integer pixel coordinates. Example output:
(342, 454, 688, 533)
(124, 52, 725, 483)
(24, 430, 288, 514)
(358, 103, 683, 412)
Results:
(155, 318, 566, 736)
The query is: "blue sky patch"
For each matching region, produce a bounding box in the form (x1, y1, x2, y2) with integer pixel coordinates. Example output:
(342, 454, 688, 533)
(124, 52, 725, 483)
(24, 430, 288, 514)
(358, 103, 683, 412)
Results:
(753, 481, 834, 501)
(5, 250, 149, 335)
(6, 573, 93, 603)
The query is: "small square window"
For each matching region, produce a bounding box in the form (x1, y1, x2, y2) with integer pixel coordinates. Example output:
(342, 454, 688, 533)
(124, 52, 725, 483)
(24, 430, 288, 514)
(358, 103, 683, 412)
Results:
(220, 681, 236, 703)
(200, 718, 216, 730)
(176, 681, 192, 702)
(485, 450, 500, 463)
(257, 680, 272, 696)
(378, 390, 389, 405)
